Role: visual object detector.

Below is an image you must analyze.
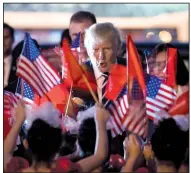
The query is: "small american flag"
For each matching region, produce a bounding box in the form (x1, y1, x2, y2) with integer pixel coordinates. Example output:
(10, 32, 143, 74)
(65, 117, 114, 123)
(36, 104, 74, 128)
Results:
(4, 90, 18, 125)
(131, 80, 144, 100)
(105, 86, 147, 138)
(3, 91, 18, 115)
(146, 75, 177, 120)
(105, 87, 127, 137)
(71, 32, 80, 52)
(17, 33, 61, 97)
(15, 78, 34, 106)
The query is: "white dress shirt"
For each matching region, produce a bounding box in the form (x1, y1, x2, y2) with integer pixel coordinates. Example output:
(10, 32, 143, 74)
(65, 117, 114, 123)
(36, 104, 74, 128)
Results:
(92, 64, 105, 103)
(91, 59, 118, 103)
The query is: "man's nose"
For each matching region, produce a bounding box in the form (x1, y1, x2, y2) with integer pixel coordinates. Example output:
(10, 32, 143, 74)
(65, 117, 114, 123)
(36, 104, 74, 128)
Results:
(80, 32, 85, 43)
(98, 50, 106, 60)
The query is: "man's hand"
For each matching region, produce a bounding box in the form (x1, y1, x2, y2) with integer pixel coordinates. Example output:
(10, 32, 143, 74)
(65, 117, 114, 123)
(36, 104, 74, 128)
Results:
(124, 134, 141, 160)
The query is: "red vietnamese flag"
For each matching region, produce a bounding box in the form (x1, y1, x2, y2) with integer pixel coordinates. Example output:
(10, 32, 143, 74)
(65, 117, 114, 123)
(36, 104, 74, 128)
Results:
(168, 90, 189, 116)
(127, 35, 146, 98)
(166, 48, 177, 87)
(62, 39, 97, 92)
(105, 64, 127, 100)
(34, 83, 70, 113)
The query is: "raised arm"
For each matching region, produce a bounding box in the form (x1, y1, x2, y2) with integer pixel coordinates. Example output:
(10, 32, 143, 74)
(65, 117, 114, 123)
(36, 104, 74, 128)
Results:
(121, 134, 141, 172)
(4, 100, 26, 168)
(76, 105, 109, 172)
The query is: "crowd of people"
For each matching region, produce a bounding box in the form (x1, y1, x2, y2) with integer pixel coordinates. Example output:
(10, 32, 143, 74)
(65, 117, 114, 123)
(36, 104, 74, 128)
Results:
(4, 10, 189, 172)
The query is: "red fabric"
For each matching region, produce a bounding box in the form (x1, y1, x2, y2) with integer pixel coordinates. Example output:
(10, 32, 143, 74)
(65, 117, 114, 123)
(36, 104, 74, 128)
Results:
(166, 48, 177, 87)
(6, 156, 81, 172)
(34, 83, 70, 113)
(135, 167, 149, 172)
(52, 157, 82, 172)
(127, 35, 146, 97)
(169, 90, 189, 116)
(105, 64, 127, 100)
(62, 39, 97, 92)
(109, 154, 126, 169)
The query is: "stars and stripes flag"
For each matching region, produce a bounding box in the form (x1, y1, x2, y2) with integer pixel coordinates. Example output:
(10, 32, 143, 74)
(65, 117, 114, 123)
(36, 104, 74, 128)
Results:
(146, 74, 177, 120)
(104, 86, 147, 138)
(16, 33, 61, 97)
(15, 78, 34, 106)
(4, 90, 19, 139)
(104, 87, 127, 137)
(4, 90, 18, 119)
(71, 32, 80, 52)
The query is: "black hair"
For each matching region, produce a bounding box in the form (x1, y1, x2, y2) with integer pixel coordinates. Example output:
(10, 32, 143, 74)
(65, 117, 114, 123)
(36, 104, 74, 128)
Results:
(60, 29, 72, 46)
(27, 119, 62, 162)
(151, 118, 188, 169)
(59, 132, 77, 156)
(138, 49, 147, 71)
(4, 23, 14, 41)
(70, 11, 96, 24)
(78, 117, 112, 159)
(151, 43, 189, 86)
(78, 118, 97, 157)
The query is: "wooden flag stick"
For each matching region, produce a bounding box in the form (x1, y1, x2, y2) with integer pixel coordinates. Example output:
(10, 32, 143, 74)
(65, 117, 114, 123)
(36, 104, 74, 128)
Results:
(82, 74, 99, 104)
(21, 79, 24, 99)
(63, 83, 73, 118)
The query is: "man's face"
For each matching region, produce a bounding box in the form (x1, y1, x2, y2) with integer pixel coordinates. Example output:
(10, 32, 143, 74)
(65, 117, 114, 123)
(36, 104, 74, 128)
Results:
(69, 20, 93, 53)
(4, 28, 13, 56)
(91, 39, 118, 73)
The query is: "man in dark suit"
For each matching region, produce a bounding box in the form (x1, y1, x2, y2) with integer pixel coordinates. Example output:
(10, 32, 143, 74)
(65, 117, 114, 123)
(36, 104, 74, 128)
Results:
(69, 11, 97, 64)
(4, 23, 17, 93)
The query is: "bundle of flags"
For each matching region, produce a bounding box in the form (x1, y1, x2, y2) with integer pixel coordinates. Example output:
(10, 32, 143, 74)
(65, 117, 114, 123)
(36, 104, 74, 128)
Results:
(62, 39, 97, 96)
(103, 35, 178, 138)
(4, 31, 179, 140)
(15, 33, 72, 113)
(103, 35, 148, 138)
(145, 47, 178, 120)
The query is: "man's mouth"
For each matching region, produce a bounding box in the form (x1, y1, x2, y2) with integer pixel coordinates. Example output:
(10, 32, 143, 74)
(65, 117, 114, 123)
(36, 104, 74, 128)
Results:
(99, 62, 107, 68)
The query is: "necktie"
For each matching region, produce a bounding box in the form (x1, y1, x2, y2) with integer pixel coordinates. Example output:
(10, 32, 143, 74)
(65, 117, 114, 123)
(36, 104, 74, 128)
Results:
(101, 72, 109, 106)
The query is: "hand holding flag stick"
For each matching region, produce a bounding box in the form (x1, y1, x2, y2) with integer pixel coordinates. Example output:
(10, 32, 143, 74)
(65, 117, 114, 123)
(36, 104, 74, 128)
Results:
(64, 83, 73, 118)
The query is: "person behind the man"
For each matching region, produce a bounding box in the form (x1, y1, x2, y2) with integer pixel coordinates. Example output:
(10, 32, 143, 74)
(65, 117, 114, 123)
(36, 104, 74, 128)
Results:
(84, 22, 126, 102)
(69, 11, 97, 62)
(4, 23, 15, 89)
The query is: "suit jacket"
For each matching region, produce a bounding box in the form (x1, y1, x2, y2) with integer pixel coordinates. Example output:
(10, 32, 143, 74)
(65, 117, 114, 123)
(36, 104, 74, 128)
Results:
(4, 55, 18, 93)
